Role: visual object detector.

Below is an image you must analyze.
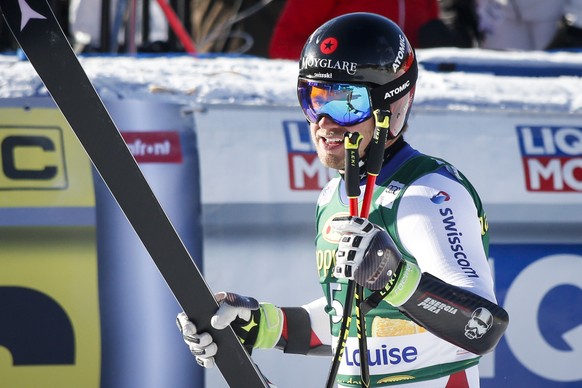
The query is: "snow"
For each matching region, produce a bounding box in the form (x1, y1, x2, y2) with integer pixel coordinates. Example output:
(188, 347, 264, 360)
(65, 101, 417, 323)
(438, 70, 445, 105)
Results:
(1, 47, 582, 113)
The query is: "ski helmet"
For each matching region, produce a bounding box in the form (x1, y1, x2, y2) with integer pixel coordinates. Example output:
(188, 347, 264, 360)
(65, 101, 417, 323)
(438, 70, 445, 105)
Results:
(297, 12, 418, 138)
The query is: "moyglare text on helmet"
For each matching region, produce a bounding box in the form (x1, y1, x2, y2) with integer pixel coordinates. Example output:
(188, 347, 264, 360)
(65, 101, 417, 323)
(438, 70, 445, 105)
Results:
(300, 56, 358, 76)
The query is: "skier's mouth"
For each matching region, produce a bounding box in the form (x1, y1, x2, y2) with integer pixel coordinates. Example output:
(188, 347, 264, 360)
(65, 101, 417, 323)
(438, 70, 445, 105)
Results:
(321, 135, 344, 150)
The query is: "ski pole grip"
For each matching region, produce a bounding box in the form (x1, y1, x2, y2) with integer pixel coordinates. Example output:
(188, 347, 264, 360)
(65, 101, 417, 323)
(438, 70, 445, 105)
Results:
(344, 132, 363, 198)
(367, 109, 391, 176)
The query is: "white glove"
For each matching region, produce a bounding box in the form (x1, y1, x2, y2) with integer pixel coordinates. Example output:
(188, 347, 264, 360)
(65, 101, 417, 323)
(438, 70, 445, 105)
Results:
(176, 292, 256, 368)
(176, 311, 218, 368)
(331, 216, 403, 290)
(177, 292, 283, 368)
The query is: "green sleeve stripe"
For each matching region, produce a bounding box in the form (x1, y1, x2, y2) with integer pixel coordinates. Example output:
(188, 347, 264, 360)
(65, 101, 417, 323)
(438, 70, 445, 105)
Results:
(384, 261, 422, 307)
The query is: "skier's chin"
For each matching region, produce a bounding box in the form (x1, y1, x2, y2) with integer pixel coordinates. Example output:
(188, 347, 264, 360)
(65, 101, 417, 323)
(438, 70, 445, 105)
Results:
(319, 154, 344, 171)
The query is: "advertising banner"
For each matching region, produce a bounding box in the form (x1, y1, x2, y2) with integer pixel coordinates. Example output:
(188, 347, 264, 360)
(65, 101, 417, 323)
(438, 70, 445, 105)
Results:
(0, 107, 101, 387)
(0, 100, 203, 388)
(486, 244, 582, 387)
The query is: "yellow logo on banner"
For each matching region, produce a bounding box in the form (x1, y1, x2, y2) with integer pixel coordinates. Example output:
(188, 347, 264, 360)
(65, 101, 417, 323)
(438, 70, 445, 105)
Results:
(0, 106, 100, 387)
(0, 108, 94, 208)
(0, 127, 67, 189)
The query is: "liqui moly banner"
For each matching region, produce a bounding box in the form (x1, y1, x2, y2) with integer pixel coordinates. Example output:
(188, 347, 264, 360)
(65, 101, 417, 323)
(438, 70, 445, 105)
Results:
(194, 106, 582, 206)
(516, 125, 582, 192)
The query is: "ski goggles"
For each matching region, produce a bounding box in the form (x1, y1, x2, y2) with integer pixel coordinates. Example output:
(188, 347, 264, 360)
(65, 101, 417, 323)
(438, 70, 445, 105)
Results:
(297, 79, 372, 126)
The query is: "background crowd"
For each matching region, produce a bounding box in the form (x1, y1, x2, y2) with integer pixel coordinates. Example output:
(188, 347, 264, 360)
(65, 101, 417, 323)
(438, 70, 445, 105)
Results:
(1, 0, 582, 55)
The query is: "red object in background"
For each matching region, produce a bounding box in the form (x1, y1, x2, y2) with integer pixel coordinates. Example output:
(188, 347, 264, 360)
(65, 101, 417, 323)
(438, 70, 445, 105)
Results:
(269, 0, 439, 59)
(155, 0, 196, 53)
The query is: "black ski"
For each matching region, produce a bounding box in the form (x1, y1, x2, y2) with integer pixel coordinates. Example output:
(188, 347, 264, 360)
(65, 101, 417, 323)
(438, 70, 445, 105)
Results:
(0, 1, 269, 386)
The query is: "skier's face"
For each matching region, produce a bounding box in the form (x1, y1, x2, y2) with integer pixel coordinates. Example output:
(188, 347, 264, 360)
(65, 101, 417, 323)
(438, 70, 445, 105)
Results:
(310, 116, 390, 170)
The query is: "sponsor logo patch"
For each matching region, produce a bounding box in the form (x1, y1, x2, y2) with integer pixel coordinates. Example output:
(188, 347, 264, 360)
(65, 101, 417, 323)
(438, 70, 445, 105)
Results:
(430, 191, 450, 204)
(322, 211, 349, 243)
(376, 180, 404, 209)
(320, 37, 338, 54)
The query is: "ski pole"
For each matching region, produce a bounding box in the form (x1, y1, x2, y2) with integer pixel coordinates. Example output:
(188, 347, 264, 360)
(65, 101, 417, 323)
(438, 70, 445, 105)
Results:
(360, 109, 391, 219)
(325, 110, 392, 387)
(345, 131, 363, 218)
(344, 130, 371, 388)
(324, 131, 362, 388)
(353, 110, 392, 387)
(355, 109, 391, 387)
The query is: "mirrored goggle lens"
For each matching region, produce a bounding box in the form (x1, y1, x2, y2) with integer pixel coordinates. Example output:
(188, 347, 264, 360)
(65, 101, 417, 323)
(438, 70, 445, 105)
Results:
(297, 80, 372, 126)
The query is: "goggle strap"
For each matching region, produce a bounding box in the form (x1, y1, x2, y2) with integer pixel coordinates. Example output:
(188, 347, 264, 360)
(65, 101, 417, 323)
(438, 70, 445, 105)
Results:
(370, 58, 418, 108)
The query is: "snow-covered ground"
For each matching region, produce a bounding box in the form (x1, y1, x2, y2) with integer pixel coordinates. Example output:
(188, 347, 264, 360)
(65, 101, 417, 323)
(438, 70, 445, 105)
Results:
(1, 48, 582, 113)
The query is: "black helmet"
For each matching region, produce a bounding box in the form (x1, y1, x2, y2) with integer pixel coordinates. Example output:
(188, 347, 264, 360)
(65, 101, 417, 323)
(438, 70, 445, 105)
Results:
(298, 12, 418, 138)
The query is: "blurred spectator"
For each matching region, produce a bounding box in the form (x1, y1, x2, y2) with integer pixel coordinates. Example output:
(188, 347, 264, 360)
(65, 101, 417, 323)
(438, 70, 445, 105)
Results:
(268, 0, 443, 59)
(478, 0, 582, 50)
(439, 0, 483, 48)
(69, 0, 169, 53)
(546, 0, 582, 49)
(190, 0, 285, 57)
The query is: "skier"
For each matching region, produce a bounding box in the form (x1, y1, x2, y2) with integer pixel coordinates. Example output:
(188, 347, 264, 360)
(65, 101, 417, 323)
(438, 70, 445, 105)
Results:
(177, 12, 508, 387)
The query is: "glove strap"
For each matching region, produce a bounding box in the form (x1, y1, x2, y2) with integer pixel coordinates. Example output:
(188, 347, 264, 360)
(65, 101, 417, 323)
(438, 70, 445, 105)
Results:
(254, 303, 284, 349)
